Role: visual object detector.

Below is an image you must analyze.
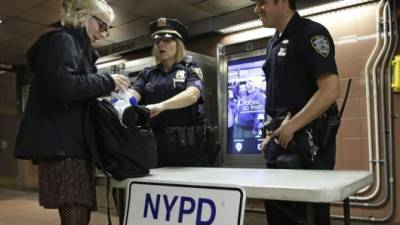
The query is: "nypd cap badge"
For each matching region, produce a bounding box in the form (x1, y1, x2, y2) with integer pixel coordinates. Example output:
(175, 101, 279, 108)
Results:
(157, 18, 167, 27)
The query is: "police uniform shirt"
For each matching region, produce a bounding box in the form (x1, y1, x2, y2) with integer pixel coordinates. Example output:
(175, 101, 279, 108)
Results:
(263, 12, 338, 118)
(133, 61, 204, 128)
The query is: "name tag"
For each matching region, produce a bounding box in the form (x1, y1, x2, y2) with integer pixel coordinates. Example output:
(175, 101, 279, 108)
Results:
(278, 47, 287, 57)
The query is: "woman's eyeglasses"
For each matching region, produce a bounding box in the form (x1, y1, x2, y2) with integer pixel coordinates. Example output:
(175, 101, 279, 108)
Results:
(93, 15, 110, 37)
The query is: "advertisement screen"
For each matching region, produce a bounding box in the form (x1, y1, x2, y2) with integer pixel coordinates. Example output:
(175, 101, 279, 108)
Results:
(227, 55, 267, 155)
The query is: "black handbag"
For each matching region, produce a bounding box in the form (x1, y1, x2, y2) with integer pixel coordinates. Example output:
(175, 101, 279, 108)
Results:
(85, 99, 157, 180)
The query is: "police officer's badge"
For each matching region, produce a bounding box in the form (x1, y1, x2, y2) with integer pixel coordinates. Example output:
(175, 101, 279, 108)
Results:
(175, 70, 186, 82)
(311, 35, 330, 57)
(192, 67, 203, 80)
(157, 18, 167, 27)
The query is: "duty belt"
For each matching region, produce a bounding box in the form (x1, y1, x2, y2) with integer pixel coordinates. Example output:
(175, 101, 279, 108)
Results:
(156, 126, 205, 148)
(163, 126, 203, 134)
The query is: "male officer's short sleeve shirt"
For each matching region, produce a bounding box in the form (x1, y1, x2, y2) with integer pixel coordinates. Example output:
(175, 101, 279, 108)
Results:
(263, 13, 338, 117)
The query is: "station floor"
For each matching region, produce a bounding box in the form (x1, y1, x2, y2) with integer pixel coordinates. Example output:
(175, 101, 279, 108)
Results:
(0, 187, 395, 225)
(0, 187, 117, 225)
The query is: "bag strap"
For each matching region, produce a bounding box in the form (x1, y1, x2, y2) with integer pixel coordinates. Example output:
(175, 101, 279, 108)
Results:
(106, 173, 113, 225)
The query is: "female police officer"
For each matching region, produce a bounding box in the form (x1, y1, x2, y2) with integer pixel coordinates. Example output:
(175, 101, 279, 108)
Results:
(131, 18, 208, 167)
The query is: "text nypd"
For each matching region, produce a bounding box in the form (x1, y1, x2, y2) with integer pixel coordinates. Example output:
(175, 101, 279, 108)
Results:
(143, 193, 217, 225)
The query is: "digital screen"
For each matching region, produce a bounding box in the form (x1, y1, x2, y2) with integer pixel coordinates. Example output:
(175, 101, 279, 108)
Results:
(227, 55, 267, 155)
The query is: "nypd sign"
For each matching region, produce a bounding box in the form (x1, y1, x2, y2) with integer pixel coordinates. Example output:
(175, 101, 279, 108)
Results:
(124, 181, 246, 225)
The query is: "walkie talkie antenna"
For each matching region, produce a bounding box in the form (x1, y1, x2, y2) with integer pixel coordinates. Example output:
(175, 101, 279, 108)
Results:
(339, 79, 352, 120)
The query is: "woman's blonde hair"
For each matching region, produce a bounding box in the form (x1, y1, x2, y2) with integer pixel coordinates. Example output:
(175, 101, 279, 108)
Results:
(152, 39, 186, 64)
(62, 0, 114, 28)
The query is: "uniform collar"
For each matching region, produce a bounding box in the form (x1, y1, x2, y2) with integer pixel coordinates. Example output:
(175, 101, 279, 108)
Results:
(273, 12, 301, 41)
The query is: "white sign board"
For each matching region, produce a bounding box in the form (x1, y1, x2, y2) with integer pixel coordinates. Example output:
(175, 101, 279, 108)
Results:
(124, 181, 246, 225)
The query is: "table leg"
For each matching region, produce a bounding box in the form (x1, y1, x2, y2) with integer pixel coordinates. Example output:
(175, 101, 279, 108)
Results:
(118, 188, 125, 225)
(306, 203, 316, 225)
(343, 198, 350, 225)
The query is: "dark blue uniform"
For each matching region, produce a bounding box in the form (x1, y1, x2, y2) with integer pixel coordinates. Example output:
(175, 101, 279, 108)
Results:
(262, 13, 338, 225)
(133, 61, 208, 167)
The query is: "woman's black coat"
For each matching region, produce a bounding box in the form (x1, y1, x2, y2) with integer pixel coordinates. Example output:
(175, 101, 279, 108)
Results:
(15, 27, 115, 160)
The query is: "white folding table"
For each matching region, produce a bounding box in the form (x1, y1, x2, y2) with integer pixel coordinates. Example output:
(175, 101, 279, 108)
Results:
(96, 167, 372, 225)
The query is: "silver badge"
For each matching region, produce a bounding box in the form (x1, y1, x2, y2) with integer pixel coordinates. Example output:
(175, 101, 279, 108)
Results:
(174, 70, 186, 86)
(173, 70, 186, 88)
(311, 35, 330, 57)
(278, 47, 287, 57)
(193, 67, 203, 80)
(175, 70, 186, 80)
(157, 18, 167, 27)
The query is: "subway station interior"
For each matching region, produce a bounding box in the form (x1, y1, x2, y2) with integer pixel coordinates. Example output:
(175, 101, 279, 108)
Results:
(1, 0, 400, 224)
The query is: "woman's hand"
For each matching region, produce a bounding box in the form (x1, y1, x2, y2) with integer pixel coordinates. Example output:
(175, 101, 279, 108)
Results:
(110, 74, 130, 92)
(146, 103, 166, 118)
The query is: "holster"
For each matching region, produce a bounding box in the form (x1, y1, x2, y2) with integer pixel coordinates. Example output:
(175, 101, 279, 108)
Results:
(164, 126, 203, 148)
(265, 106, 339, 169)
(262, 116, 285, 138)
(275, 152, 303, 169)
(320, 104, 340, 150)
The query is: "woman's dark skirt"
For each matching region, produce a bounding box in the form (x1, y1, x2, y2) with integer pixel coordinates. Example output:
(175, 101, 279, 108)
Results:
(38, 158, 96, 209)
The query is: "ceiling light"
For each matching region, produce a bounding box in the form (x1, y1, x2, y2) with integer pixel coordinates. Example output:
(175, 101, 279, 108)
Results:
(219, 20, 262, 34)
(96, 59, 127, 69)
(0, 16, 6, 24)
(298, 0, 376, 16)
(218, 0, 377, 34)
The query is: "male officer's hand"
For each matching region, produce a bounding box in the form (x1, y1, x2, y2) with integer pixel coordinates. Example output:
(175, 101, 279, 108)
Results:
(260, 133, 275, 158)
(274, 112, 295, 149)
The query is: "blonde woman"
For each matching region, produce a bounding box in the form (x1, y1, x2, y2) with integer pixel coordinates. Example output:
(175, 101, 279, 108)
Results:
(131, 18, 209, 167)
(15, 0, 129, 224)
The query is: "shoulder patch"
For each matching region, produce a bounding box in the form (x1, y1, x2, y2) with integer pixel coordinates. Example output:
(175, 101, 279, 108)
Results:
(310, 35, 330, 57)
(192, 67, 203, 80)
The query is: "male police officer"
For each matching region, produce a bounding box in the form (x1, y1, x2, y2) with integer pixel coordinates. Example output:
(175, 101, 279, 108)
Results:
(252, 0, 340, 225)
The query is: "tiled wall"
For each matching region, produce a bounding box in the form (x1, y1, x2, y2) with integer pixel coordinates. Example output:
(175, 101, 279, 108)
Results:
(315, 4, 376, 172)
(0, 71, 18, 187)
(311, 2, 400, 222)
(0, 71, 38, 190)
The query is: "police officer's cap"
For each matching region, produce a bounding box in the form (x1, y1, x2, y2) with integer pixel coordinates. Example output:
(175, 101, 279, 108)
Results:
(149, 17, 189, 41)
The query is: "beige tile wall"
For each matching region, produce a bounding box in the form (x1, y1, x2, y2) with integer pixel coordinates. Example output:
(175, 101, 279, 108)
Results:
(315, 2, 400, 222)
(0, 71, 19, 187)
